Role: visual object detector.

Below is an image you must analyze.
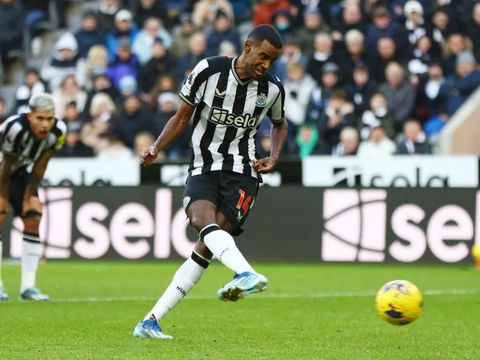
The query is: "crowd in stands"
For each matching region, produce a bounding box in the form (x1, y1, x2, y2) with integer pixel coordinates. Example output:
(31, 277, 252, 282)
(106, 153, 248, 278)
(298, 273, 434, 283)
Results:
(1, 0, 480, 160)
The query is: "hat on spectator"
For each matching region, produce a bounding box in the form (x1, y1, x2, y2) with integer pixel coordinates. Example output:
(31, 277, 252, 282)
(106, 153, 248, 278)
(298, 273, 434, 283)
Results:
(456, 51, 476, 66)
(119, 75, 137, 92)
(322, 62, 340, 74)
(179, 13, 193, 24)
(115, 9, 132, 22)
(354, 61, 369, 72)
(67, 121, 82, 134)
(118, 37, 131, 49)
(304, 7, 321, 17)
(404, 1, 423, 17)
(91, 66, 108, 79)
(372, 6, 390, 18)
(157, 92, 179, 108)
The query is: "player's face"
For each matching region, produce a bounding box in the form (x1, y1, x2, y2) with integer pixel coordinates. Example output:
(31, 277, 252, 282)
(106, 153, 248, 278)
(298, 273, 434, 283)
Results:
(28, 109, 56, 139)
(245, 39, 281, 79)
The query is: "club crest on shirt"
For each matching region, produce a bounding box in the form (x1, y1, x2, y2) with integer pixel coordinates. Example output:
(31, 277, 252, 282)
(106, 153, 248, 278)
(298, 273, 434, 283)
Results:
(255, 93, 267, 107)
(187, 71, 196, 85)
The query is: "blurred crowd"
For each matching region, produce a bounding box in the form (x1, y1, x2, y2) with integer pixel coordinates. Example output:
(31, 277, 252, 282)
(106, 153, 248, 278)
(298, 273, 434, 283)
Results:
(1, 0, 480, 160)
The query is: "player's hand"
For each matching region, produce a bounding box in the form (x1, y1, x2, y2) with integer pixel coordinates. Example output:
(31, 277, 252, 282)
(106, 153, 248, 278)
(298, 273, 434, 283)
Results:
(140, 145, 158, 166)
(252, 157, 278, 174)
(22, 196, 42, 216)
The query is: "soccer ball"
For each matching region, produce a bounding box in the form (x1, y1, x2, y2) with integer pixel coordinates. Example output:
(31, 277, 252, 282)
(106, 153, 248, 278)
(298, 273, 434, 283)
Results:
(375, 280, 423, 325)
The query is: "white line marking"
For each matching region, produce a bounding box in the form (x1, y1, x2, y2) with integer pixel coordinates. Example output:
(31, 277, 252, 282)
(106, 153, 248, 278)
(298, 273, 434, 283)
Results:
(32, 289, 480, 303)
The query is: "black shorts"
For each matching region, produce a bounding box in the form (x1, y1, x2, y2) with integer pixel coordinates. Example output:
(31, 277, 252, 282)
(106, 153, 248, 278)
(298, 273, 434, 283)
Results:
(8, 168, 37, 216)
(183, 171, 259, 236)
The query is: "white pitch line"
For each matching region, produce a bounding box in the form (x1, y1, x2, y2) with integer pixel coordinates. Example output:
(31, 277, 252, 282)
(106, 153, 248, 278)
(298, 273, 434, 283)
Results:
(22, 288, 479, 304)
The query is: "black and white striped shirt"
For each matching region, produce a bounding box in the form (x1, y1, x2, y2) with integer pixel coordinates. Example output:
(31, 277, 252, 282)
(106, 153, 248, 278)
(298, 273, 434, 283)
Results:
(0, 113, 66, 173)
(179, 56, 285, 178)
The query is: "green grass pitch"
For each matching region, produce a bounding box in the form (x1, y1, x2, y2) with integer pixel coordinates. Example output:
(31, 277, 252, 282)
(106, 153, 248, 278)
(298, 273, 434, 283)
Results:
(0, 261, 479, 359)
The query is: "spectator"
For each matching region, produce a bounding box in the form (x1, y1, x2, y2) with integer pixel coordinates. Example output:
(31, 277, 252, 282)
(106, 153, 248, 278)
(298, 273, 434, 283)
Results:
(442, 51, 480, 117)
(271, 36, 306, 81)
(318, 90, 355, 153)
(331, 3, 366, 43)
(95, 0, 122, 35)
(272, 8, 294, 39)
(176, 32, 207, 82)
(339, 29, 370, 84)
(80, 45, 109, 91)
(138, 38, 175, 102)
(430, 6, 459, 52)
(192, 0, 233, 31)
(61, 100, 82, 128)
(365, 5, 409, 58)
(206, 10, 241, 57)
(56, 122, 95, 158)
(360, 91, 396, 141)
(106, 9, 139, 61)
(82, 67, 121, 120)
(107, 37, 140, 92)
(52, 74, 87, 120)
(283, 62, 316, 128)
(306, 32, 337, 83)
(295, 122, 321, 158)
(170, 13, 196, 59)
(396, 118, 432, 154)
(81, 92, 117, 154)
(346, 63, 377, 121)
(331, 126, 359, 156)
(41, 32, 82, 91)
(441, 33, 472, 76)
(74, 11, 106, 59)
(131, 0, 169, 29)
(155, 92, 190, 159)
(132, 17, 172, 65)
(148, 74, 179, 111)
(253, 0, 290, 27)
(306, 62, 342, 125)
(408, 35, 439, 81)
(415, 62, 448, 121)
(379, 62, 416, 133)
(357, 125, 396, 158)
(296, 7, 330, 58)
(370, 36, 401, 83)
(403, 1, 429, 50)
(14, 68, 46, 114)
(110, 95, 154, 149)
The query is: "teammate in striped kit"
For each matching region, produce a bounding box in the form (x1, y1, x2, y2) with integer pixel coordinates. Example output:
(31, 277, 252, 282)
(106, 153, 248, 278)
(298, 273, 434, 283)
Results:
(134, 24, 288, 339)
(0, 93, 66, 301)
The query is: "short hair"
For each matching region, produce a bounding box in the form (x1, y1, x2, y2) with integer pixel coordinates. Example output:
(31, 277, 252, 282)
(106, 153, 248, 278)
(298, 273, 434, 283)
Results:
(247, 24, 283, 49)
(29, 93, 55, 112)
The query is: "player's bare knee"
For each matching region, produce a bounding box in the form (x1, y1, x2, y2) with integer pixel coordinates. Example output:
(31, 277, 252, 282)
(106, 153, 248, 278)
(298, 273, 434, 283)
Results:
(22, 212, 42, 230)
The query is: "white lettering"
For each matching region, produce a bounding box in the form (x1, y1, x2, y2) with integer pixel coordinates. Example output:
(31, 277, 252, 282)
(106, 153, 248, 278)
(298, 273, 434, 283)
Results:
(110, 203, 153, 259)
(390, 204, 426, 262)
(74, 203, 110, 259)
(427, 205, 473, 262)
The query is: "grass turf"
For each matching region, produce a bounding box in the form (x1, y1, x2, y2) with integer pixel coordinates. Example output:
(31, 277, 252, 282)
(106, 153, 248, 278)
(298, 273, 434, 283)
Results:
(0, 261, 479, 359)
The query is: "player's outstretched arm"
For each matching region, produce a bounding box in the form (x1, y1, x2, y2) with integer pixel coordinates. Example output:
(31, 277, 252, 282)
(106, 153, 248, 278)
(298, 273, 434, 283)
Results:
(253, 119, 288, 174)
(140, 101, 195, 166)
